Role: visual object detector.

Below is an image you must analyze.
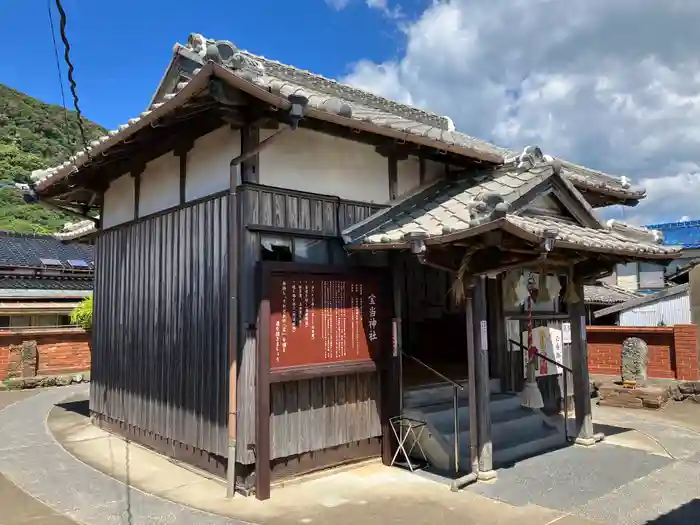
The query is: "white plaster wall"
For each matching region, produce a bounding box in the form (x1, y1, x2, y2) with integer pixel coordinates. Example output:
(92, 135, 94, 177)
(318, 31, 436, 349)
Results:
(138, 152, 180, 218)
(186, 126, 241, 202)
(259, 128, 391, 203)
(103, 125, 446, 228)
(424, 158, 445, 183)
(397, 157, 420, 198)
(103, 174, 135, 229)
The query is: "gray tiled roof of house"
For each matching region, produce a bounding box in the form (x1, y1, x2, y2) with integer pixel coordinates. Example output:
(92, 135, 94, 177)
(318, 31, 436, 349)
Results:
(0, 231, 94, 269)
(0, 276, 93, 291)
(32, 33, 646, 204)
(342, 152, 678, 259)
(583, 283, 641, 305)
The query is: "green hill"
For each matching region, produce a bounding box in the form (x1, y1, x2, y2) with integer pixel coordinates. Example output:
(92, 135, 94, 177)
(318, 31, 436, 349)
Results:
(0, 83, 106, 233)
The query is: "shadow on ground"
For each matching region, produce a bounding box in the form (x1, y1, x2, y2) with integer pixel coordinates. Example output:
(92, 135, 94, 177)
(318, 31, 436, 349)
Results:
(55, 399, 90, 418)
(593, 422, 633, 437)
(645, 498, 700, 524)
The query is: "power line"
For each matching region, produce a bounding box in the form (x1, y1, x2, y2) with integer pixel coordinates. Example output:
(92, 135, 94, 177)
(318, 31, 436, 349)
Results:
(54, 0, 91, 158)
(46, 0, 72, 151)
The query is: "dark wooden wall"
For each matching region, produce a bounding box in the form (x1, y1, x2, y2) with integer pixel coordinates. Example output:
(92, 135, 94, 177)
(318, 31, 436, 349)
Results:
(269, 373, 381, 459)
(91, 193, 230, 458)
(235, 183, 387, 466)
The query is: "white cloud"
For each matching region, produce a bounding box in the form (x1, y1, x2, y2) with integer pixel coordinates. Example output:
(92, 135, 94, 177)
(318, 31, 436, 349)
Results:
(325, 0, 351, 10)
(342, 0, 700, 224)
(325, 0, 403, 18)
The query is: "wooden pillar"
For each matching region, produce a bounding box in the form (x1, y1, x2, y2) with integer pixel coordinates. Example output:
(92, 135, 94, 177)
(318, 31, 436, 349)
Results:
(472, 275, 496, 479)
(382, 252, 404, 464)
(569, 276, 595, 445)
(486, 275, 505, 390)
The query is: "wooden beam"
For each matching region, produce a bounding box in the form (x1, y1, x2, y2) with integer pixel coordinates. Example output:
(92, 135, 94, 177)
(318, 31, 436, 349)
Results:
(175, 142, 193, 205)
(241, 122, 261, 184)
(131, 165, 144, 220)
(46, 109, 224, 199)
(298, 116, 486, 169)
(382, 252, 404, 465)
(472, 275, 495, 479)
(568, 275, 595, 445)
(419, 157, 426, 185)
(388, 153, 398, 201)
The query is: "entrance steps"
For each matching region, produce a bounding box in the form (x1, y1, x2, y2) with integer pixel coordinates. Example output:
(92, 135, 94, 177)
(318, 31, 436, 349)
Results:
(401, 383, 566, 474)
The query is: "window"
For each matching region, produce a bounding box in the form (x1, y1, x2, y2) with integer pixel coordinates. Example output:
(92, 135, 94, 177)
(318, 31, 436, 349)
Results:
(294, 238, 329, 264)
(260, 235, 293, 262)
(615, 262, 665, 291)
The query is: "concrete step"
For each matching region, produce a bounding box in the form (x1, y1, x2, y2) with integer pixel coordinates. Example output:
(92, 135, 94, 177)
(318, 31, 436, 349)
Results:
(401, 396, 567, 474)
(403, 379, 502, 409)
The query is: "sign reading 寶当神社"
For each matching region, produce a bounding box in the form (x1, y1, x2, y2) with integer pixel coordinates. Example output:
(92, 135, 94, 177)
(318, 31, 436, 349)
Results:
(266, 268, 389, 370)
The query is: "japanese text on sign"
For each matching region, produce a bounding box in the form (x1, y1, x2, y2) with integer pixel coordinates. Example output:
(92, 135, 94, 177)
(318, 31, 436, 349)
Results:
(268, 271, 386, 369)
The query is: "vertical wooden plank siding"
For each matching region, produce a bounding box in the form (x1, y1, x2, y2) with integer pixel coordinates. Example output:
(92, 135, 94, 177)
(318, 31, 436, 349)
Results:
(268, 373, 381, 460)
(240, 184, 385, 233)
(234, 184, 387, 466)
(90, 194, 229, 457)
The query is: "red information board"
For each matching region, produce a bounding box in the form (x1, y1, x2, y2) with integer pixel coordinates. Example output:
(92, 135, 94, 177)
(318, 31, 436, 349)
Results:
(266, 269, 389, 370)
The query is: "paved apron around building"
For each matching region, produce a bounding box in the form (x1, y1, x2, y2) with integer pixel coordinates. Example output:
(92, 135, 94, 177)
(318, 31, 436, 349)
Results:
(0, 385, 244, 525)
(2, 386, 700, 525)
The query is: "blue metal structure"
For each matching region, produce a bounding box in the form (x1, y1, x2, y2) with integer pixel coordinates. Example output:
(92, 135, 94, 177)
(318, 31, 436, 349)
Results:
(645, 220, 700, 249)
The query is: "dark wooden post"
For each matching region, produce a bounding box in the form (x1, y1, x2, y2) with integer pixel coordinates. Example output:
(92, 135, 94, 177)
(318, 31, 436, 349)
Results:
(472, 275, 496, 479)
(382, 252, 404, 464)
(569, 276, 595, 445)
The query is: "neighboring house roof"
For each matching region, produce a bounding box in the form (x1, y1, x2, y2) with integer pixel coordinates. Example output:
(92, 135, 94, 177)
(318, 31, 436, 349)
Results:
(667, 258, 700, 284)
(584, 282, 642, 305)
(0, 231, 93, 269)
(31, 33, 645, 208)
(341, 152, 675, 259)
(54, 220, 98, 242)
(0, 277, 93, 291)
(593, 283, 689, 318)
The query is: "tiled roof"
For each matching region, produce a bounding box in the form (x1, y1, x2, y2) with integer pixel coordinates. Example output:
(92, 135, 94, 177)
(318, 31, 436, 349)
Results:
(584, 283, 641, 305)
(593, 283, 689, 319)
(31, 33, 645, 205)
(502, 215, 676, 258)
(0, 231, 94, 269)
(54, 220, 98, 241)
(343, 155, 678, 259)
(0, 276, 93, 291)
(343, 149, 598, 244)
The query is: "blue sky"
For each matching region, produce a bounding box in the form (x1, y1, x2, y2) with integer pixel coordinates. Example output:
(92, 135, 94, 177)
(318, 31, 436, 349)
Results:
(0, 0, 421, 129)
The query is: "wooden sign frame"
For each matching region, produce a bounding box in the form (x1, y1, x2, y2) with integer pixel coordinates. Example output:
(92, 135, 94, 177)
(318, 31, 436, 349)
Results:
(255, 261, 390, 500)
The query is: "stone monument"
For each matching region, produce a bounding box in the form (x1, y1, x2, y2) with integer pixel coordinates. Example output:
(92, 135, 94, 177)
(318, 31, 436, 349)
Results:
(598, 336, 669, 409)
(620, 336, 648, 387)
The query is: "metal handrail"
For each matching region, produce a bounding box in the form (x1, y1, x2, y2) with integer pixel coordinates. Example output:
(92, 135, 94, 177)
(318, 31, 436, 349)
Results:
(401, 351, 464, 473)
(508, 338, 573, 443)
(401, 351, 465, 390)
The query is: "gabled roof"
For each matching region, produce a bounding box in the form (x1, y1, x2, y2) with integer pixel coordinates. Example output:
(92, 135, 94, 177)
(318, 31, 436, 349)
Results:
(341, 150, 677, 260)
(32, 33, 646, 208)
(0, 231, 94, 270)
(584, 282, 642, 305)
(593, 283, 689, 318)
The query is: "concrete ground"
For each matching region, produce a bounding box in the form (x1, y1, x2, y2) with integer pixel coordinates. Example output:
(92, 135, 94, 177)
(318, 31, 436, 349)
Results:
(0, 389, 80, 525)
(2, 386, 700, 524)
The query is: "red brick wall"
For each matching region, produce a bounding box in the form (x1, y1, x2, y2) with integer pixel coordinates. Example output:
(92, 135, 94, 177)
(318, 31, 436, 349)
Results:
(587, 325, 699, 381)
(0, 329, 90, 380)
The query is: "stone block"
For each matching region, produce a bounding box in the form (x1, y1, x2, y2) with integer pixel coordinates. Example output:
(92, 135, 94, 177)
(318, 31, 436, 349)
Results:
(678, 381, 700, 395)
(598, 382, 669, 410)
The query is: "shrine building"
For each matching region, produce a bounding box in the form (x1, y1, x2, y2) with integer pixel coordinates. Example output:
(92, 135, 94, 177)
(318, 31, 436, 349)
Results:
(30, 34, 679, 500)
